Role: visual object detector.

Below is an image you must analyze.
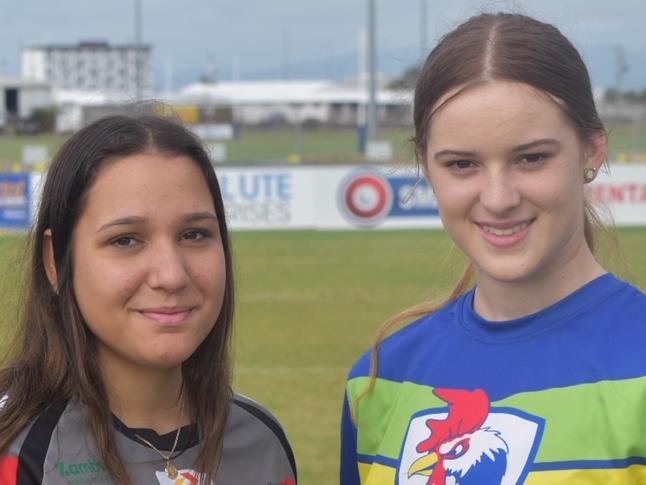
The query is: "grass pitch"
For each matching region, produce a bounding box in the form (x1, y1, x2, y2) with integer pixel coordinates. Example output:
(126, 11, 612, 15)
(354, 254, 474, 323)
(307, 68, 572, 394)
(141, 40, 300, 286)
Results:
(1, 229, 645, 484)
(1, 121, 645, 167)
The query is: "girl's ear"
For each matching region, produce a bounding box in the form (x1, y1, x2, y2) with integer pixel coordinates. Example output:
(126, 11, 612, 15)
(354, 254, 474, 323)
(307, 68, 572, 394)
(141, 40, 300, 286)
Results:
(43, 229, 59, 293)
(584, 130, 608, 173)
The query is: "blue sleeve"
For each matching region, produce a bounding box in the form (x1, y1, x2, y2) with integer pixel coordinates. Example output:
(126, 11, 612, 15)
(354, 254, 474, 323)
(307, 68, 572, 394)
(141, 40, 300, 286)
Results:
(340, 392, 361, 485)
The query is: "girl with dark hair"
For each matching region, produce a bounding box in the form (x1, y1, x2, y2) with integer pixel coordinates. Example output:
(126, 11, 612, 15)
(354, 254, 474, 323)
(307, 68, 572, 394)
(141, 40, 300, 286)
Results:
(341, 13, 646, 485)
(0, 115, 296, 485)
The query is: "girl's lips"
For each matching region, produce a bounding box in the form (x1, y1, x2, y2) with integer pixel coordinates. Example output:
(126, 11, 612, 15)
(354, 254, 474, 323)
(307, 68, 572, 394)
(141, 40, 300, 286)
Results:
(475, 219, 535, 247)
(138, 308, 194, 325)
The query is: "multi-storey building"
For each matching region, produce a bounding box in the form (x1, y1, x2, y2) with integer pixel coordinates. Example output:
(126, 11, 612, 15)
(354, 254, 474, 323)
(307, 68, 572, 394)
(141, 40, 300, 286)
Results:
(22, 41, 152, 98)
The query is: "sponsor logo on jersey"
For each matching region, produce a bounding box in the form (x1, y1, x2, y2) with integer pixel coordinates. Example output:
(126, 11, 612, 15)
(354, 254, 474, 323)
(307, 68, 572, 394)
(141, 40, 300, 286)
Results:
(55, 460, 109, 483)
(398, 388, 544, 485)
(155, 470, 295, 485)
(156, 469, 201, 484)
(58, 460, 106, 477)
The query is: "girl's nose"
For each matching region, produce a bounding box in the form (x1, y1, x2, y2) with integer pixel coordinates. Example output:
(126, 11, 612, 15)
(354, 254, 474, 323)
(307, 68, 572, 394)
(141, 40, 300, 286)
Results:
(146, 240, 190, 292)
(479, 172, 521, 214)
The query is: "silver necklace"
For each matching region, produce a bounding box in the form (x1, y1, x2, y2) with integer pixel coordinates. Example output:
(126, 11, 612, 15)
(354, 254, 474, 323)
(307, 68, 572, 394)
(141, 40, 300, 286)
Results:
(135, 427, 181, 479)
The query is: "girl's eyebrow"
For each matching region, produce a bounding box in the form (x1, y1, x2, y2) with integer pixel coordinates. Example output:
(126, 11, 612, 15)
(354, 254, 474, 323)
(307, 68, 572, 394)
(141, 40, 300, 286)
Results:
(96, 212, 217, 233)
(433, 139, 562, 160)
(184, 212, 218, 224)
(434, 149, 477, 159)
(511, 138, 561, 152)
(96, 216, 146, 233)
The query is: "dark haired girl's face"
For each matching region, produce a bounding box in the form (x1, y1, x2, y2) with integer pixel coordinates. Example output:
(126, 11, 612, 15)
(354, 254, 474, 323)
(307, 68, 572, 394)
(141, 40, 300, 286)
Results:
(70, 151, 226, 374)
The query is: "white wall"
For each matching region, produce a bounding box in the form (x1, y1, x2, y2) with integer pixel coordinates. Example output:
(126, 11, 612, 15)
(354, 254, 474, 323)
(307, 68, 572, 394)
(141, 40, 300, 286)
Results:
(22, 50, 47, 80)
(19, 85, 53, 119)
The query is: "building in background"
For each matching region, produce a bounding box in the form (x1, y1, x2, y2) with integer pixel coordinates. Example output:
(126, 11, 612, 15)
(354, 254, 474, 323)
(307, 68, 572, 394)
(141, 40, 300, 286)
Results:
(170, 80, 412, 127)
(22, 42, 152, 99)
(0, 76, 52, 131)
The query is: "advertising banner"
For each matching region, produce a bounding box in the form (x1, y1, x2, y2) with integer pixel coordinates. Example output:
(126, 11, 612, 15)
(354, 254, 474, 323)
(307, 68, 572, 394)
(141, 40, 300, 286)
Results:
(15, 163, 646, 232)
(0, 173, 31, 230)
(587, 164, 646, 226)
(218, 167, 314, 229)
(316, 166, 443, 229)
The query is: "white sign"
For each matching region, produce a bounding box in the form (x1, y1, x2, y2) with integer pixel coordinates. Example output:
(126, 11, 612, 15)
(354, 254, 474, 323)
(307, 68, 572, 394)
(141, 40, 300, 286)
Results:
(207, 143, 227, 163)
(191, 124, 234, 141)
(217, 167, 314, 230)
(22, 145, 49, 166)
(587, 164, 646, 226)
(366, 140, 394, 161)
(19, 162, 646, 230)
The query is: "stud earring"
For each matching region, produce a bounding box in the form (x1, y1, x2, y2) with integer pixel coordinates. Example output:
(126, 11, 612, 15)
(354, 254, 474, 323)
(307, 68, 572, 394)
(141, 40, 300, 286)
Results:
(583, 167, 597, 183)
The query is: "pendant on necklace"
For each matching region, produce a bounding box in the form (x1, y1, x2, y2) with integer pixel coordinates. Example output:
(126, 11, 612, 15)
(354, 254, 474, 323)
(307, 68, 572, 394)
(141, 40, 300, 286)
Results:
(165, 462, 178, 479)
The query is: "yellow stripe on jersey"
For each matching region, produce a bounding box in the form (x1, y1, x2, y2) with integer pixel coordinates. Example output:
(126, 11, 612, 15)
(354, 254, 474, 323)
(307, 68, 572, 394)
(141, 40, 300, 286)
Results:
(525, 465, 646, 485)
(358, 462, 396, 484)
(356, 462, 646, 485)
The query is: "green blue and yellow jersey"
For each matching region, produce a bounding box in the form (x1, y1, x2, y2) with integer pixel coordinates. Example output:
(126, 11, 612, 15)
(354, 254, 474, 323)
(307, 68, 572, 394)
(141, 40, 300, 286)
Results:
(341, 274, 646, 485)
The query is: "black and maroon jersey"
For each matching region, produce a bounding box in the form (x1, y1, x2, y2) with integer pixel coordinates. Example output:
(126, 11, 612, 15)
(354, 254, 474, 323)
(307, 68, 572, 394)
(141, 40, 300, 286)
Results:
(1, 394, 296, 485)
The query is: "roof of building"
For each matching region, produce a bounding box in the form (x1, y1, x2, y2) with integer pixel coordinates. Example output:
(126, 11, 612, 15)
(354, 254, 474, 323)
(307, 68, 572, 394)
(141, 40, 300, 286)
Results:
(52, 88, 136, 105)
(25, 42, 151, 51)
(170, 79, 412, 105)
(0, 76, 51, 89)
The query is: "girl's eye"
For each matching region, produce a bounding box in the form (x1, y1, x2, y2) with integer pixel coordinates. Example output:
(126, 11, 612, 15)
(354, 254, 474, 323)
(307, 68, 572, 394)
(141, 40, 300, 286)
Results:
(521, 153, 546, 164)
(110, 236, 138, 248)
(182, 229, 211, 241)
(447, 159, 475, 171)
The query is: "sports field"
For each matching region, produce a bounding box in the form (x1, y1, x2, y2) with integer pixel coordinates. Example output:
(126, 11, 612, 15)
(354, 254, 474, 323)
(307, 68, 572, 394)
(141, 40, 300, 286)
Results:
(1, 122, 645, 167)
(1, 228, 646, 484)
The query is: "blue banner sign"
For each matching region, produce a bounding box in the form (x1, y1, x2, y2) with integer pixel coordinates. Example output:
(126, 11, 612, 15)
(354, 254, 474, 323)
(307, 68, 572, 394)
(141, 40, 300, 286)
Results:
(0, 173, 31, 230)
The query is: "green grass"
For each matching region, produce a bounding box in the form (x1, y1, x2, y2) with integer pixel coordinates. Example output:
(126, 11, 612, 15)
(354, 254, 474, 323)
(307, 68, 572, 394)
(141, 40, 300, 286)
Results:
(1, 229, 646, 484)
(0, 134, 67, 169)
(0, 235, 28, 344)
(0, 128, 415, 167)
(607, 122, 646, 161)
(188, 127, 415, 165)
(2, 122, 645, 167)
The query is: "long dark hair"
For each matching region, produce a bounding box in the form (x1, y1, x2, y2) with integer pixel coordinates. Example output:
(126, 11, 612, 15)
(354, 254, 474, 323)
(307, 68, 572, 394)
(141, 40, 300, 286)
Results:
(0, 115, 235, 484)
(357, 12, 608, 408)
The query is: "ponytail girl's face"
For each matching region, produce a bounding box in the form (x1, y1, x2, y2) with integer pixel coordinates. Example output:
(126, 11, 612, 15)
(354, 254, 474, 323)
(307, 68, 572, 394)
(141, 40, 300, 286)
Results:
(424, 81, 605, 288)
(70, 151, 226, 374)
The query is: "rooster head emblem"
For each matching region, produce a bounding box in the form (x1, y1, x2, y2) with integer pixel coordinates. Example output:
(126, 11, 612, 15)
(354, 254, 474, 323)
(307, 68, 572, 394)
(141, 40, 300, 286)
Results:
(407, 388, 509, 485)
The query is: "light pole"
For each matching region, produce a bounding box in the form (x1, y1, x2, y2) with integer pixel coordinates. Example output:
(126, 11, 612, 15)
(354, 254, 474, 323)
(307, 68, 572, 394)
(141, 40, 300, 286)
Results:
(366, 0, 378, 143)
(420, 0, 427, 60)
(134, 0, 142, 100)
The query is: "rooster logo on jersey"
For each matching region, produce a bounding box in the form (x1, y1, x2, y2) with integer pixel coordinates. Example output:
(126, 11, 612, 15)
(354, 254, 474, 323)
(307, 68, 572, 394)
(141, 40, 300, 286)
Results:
(399, 388, 543, 485)
(408, 388, 507, 484)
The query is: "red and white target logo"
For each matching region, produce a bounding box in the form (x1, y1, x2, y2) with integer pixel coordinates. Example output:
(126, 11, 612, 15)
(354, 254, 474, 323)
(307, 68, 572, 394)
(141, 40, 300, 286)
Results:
(338, 171, 393, 227)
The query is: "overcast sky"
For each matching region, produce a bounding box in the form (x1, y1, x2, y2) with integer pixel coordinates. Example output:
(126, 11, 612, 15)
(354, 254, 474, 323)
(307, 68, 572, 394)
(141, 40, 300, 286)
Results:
(2, 0, 645, 91)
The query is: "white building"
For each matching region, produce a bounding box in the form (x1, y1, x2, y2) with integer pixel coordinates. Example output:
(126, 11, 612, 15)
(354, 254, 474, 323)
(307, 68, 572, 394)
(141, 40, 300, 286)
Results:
(169, 80, 412, 126)
(22, 42, 152, 99)
(0, 76, 52, 127)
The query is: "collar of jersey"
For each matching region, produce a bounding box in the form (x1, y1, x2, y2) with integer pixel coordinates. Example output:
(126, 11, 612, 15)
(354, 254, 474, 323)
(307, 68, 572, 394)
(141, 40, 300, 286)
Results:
(112, 414, 199, 451)
(457, 272, 622, 343)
